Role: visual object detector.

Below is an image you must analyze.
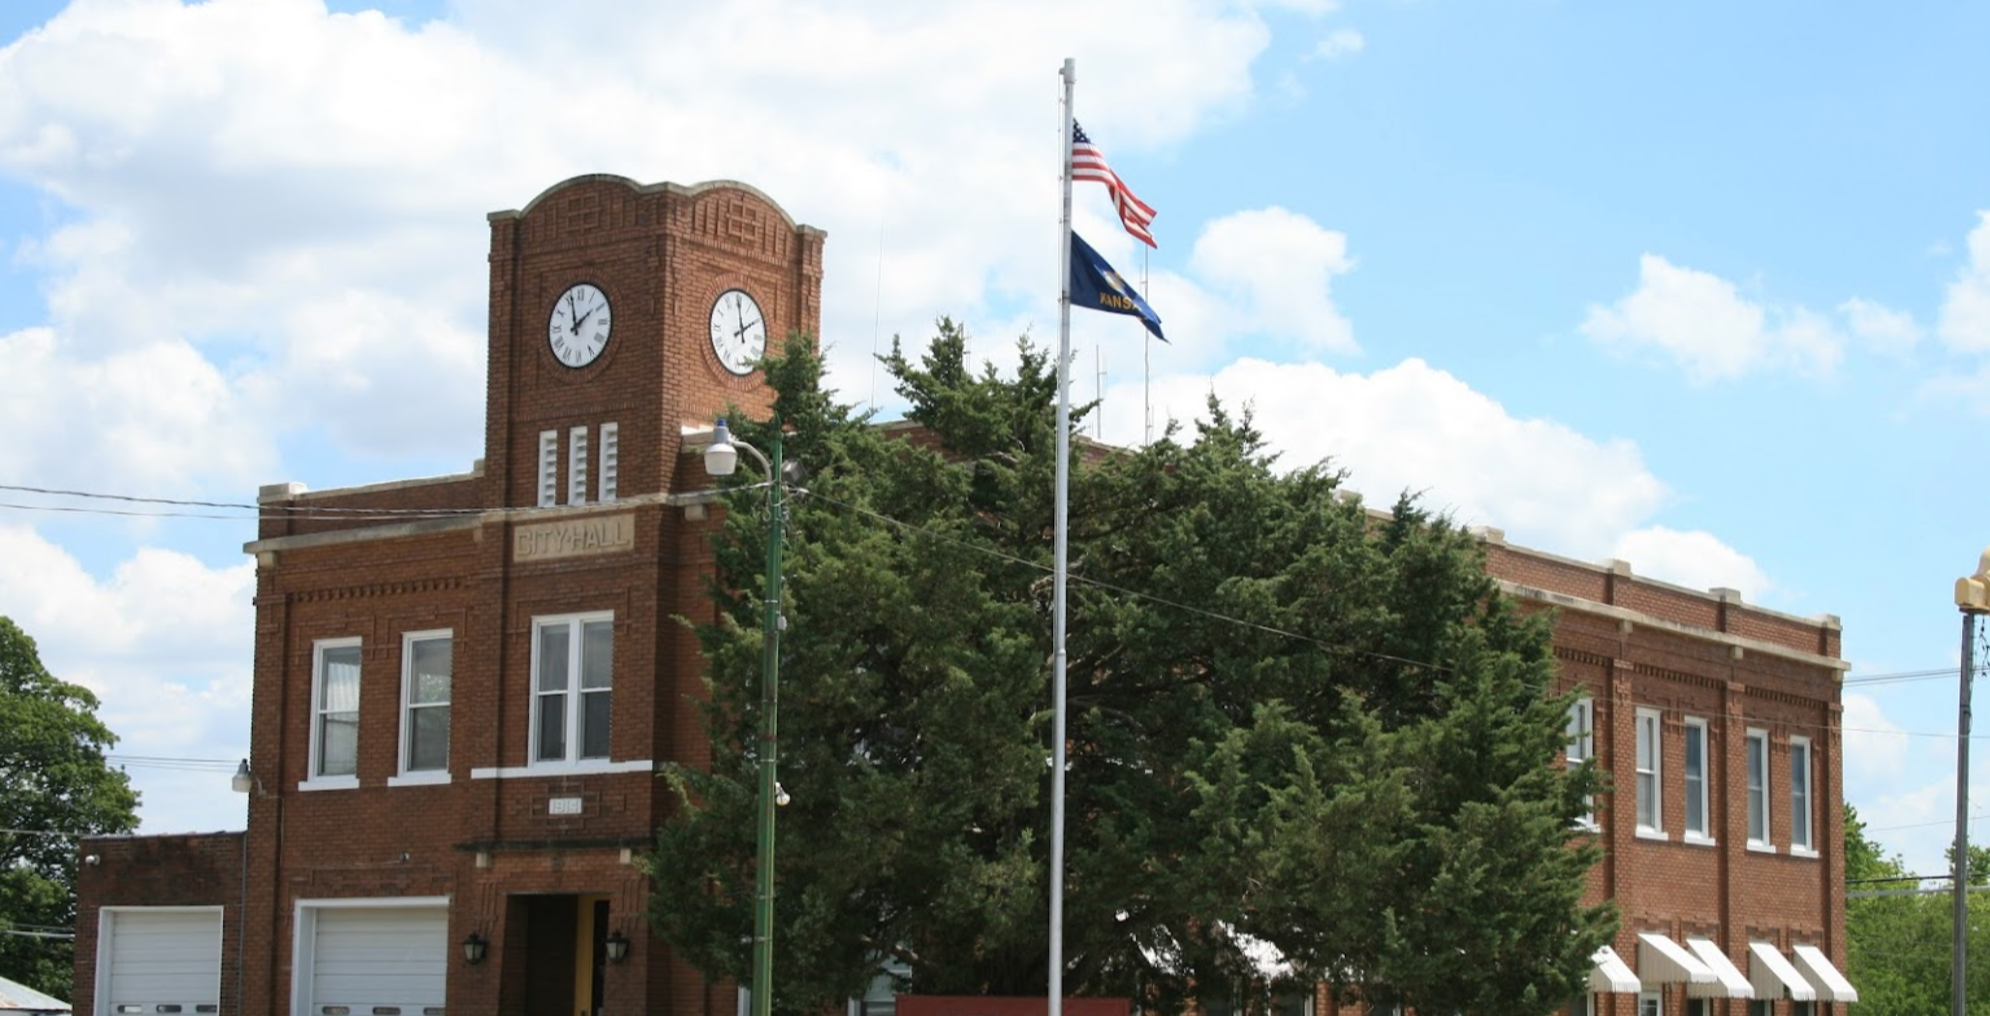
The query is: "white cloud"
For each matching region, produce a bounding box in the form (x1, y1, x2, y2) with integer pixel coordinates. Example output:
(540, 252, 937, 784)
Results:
(1609, 526, 1771, 600)
(1310, 28, 1366, 60)
(1838, 296, 1923, 355)
(0, 524, 254, 833)
(0, 0, 1299, 486)
(1095, 357, 1667, 559)
(1938, 210, 1990, 353)
(1189, 207, 1357, 355)
(1842, 691, 1911, 789)
(1580, 254, 1843, 382)
(0, 325, 274, 493)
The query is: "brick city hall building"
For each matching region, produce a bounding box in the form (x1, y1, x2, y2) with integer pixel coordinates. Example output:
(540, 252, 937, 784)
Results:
(72, 175, 1856, 1016)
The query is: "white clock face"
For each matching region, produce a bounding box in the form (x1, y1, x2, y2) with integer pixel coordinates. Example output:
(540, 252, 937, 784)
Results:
(709, 288, 767, 375)
(548, 283, 611, 368)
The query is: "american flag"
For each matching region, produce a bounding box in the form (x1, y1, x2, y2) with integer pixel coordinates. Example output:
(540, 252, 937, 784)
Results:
(1071, 121, 1157, 248)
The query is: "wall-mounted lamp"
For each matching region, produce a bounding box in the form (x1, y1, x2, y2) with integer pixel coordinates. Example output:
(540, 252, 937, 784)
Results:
(605, 929, 630, 964)
(462, 932, 488, 965)
(230, 755, 266, 795)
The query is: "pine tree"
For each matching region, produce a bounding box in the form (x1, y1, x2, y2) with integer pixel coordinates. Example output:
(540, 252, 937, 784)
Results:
(646, 326, 1613, 1016)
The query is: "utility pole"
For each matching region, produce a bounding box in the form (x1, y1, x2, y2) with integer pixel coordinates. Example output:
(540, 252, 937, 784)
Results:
(1953, 548, 1990, 1016)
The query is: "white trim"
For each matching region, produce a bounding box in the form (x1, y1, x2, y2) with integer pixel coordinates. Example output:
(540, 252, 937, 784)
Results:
(1746, 941, 1816, 1001)
(1568, 695, 1596, 827)
(472, 757, 654, 779)
(387, 770, 451, 787)
(599, 421, 620, 502)
(538, 429, 560, 507)
(1637, 931, 1716, 986)
(1684, 938, 1754, 999)
(1745, 727, 1771, 847)
(398, 628, 453, 779)
(298, 774, 360, 792)
(1789, 734, 1814, 851)
(1590, 944, 1641, 993)
(1682, 716, 1711, 840)
(1789, 944, 1857, 1003)
(1635, 707, 1663, 834)
(569, 425, 590, 505)
(95, 905, 225, 1016)
(529, 611, 616, 767)
(309, 637, 362, 783)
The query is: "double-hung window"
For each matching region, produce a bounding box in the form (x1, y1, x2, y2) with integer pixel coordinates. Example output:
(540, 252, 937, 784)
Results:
(1566, 696, 1596, 827)
(1790, 735, 1814, 852)
(532, 613, 614, 766)
(1683, 717, 1711, 841)
(1746, 728, 1771, 848)
(1635, 707, 1662, 834)
(397, 631, 453, 781)
(308, 638, 362, 788)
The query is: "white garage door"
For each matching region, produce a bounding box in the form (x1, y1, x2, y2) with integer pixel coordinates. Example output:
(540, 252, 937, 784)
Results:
(102, 907, 222, 1014)
(306, 905, 448, 1016)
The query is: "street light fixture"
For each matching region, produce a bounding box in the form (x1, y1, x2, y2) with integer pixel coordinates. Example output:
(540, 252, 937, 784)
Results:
(705, 417, 787, 1016)
(1952, 548, 1990, 1016)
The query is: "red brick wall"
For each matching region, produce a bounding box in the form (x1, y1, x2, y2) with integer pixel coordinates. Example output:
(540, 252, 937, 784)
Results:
(73, 832, 245, 1016)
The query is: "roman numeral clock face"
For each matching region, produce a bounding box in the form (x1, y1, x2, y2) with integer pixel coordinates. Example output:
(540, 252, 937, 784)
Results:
(709, 288, 766, 375)
(547, 283, 611, 368)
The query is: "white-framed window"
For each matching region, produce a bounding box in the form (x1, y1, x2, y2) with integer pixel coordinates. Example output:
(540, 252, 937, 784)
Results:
(1635, 707, 1663, 834)
(569, 425, 590, 505)
(1790, 734, 1814, 852)
(1747, 1000, 1770, 1016)
(1683, 716, 1711, 841)
(531, 613, 614, 766)
(1567, 695, 1596, 827)
(599, 422, 619, 502)
(307, 638, 362, 788)
(1746, 727, 1772, 848)
(1637, 990, 1661, 1016)
(538, 429, 559, 507)
(395, 630, 452, 781)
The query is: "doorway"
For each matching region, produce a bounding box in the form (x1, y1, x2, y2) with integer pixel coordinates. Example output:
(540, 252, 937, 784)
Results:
(512, 893, 613, 1016)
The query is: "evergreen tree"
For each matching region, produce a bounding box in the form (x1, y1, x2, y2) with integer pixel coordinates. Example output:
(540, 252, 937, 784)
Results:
(647, 326, 1612, 1016)
(0, 616, 140, 999)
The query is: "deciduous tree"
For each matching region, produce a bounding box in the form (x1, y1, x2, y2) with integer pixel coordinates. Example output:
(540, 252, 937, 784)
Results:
(0, 616, 140, 999)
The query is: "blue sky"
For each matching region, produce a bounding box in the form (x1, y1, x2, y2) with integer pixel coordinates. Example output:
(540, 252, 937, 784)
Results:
(0, 0, 1985, 878)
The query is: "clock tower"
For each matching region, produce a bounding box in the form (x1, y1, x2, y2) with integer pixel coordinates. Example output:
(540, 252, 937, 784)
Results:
(483, 175, 825, 509)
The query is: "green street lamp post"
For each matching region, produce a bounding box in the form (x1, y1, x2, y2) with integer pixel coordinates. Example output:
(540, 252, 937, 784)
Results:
(706, 417, 787, 1016)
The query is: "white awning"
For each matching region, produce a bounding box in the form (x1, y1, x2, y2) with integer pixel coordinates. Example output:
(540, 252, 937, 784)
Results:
(1747, 941, 1817, 1002)
(1637, 932, 1716, 986)
(1683, 938, 1755, 999)
(1590, 945, 1640, 993)
(1790, 944, 1859, 1003)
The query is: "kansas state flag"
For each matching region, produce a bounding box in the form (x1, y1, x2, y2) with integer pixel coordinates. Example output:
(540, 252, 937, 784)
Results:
(1070, 231, 1165, 342)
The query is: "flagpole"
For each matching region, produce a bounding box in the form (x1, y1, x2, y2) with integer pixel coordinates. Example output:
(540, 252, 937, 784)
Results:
(1049, 54, 1075, 1016)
